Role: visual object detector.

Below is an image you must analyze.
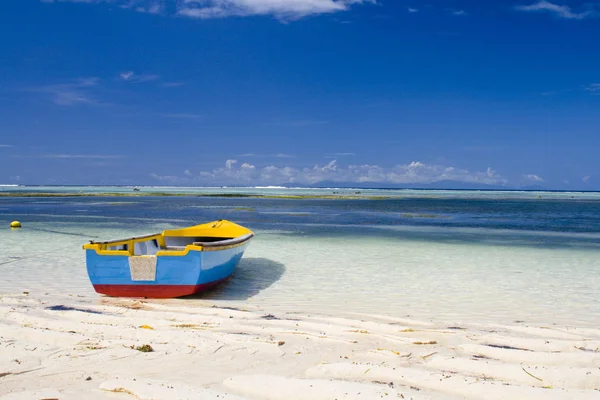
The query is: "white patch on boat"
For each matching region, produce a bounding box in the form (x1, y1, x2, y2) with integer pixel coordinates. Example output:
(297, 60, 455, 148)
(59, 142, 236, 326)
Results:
(128, 256, 157, 281)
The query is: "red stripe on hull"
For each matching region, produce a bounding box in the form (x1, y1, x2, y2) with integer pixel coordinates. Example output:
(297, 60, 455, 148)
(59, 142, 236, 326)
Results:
(93, 278, 229, 299)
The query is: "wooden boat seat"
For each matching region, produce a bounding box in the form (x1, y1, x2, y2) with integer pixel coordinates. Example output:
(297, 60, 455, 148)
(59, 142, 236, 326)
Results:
(164, 246, 187, 251)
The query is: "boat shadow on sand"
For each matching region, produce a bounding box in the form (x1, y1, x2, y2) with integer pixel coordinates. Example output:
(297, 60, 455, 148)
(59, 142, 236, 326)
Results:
(184, 257, 285, 301)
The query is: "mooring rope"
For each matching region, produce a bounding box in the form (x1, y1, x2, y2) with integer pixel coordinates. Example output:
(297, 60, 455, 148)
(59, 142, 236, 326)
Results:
(0, 226, 99, 266)
(20, 226, 99, 239)
(0, 244, 76, 266)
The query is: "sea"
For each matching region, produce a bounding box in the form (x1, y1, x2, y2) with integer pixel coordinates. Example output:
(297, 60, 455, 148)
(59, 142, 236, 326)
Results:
(1, 185, 599, 328)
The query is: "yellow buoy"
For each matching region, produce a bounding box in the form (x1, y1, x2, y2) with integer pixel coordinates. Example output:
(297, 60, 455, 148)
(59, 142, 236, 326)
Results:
(10, 221, 21, 228)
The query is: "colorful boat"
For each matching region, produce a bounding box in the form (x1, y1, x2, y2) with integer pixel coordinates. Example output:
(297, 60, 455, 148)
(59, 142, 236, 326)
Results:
(83, 220, 254, 298)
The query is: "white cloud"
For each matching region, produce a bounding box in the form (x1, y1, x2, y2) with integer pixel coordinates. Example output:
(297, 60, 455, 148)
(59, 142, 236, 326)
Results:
(407, 8, 418, 13)
(42, 0, 164, 15)
(451, 9, 467, 16)
(42, 0, 375, 20)
(274, 153, 296, 158)
(119, 71, 160, 83)
(126, 2, 163, 14)
(583, 175, 592, 183)
(524, 174, 544, 182)
(120, 71, 134, 81)
(29, 77, 100, 106)
(321, 159, 338, 171)
(184, 170, 193, 176)
(225, 159, 238, 169)
(179, 0, 375, 20)
(189, 159, 509, 186)
(27, 70, 166, 106)
(585, 83, 600, 92)
(515, 1, 597, 20)
(0, 144, 14, 148)
(9, 176, 21, 181)
(53, 92, 95, 105)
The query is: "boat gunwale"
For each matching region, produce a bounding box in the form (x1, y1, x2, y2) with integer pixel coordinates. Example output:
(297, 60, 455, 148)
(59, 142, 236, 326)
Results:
(193, 233, 254, 248)
(88, 233, 254, 247)
(193, 233, 254, 252)
(85, 233, 254, 256)
(89, 232, 160, 245)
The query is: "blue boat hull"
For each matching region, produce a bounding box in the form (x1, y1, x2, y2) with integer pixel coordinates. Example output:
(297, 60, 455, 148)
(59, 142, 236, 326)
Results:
(85, 242, 250, 298)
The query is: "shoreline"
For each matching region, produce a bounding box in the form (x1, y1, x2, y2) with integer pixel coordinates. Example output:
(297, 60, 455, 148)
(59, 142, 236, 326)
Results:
(1, 292, 599, 399)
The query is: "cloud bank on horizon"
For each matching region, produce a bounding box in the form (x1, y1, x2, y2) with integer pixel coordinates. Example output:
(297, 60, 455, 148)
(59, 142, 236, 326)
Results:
(150, 159, 510, 187)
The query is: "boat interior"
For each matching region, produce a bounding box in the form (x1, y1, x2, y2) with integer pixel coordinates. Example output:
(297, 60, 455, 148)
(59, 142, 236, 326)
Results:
(84, 220, 254, 256)
(105, 235, 236, 255)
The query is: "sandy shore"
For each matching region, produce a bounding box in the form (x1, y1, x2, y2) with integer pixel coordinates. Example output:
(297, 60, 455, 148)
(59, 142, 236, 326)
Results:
(1, 293, 599, 399)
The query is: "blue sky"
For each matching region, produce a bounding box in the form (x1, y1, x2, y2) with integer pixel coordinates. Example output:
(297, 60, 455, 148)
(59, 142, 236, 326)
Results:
(1, 0, 599, 189)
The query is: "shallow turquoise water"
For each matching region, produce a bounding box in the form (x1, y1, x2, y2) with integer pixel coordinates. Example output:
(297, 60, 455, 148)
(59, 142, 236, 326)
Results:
(1, 187, 599, 327)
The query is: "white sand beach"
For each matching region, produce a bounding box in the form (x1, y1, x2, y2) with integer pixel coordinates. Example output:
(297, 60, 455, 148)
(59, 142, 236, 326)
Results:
(1, 292, 599, 399)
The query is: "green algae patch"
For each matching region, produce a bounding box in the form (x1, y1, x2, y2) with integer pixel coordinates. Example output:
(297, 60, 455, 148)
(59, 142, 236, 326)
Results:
(232, 207, 256, 212)
(131, 344, 154, 352)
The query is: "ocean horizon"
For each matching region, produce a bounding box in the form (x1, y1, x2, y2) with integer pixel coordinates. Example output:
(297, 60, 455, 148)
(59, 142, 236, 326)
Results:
(3, 184, 600, 193)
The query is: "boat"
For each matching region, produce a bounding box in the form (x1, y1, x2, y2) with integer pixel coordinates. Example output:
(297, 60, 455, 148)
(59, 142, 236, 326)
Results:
(82, 220, 254, 298)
